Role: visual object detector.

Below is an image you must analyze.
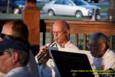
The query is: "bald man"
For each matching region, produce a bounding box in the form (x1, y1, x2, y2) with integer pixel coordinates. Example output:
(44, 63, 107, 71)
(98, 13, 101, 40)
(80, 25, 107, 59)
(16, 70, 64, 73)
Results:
(36, 20, 79, 77)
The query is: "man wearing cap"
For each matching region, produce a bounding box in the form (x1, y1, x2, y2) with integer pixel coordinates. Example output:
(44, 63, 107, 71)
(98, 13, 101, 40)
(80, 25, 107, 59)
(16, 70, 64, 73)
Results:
(0, 37, 32, 77)
(0, 20, 39, 77)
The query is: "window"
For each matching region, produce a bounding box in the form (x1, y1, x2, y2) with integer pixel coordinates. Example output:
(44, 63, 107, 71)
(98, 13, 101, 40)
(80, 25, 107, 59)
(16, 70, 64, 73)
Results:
(55, 0, 63, 4)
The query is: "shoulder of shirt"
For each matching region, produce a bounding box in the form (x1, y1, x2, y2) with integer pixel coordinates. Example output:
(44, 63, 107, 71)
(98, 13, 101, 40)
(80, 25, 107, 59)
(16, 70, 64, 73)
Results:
(104, 49, 115, 57)
(66, 41, 79, 49)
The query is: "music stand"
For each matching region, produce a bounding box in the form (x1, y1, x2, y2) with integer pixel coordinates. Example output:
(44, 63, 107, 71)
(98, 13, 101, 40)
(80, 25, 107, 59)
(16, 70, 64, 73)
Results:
(49, 48, 95, 77)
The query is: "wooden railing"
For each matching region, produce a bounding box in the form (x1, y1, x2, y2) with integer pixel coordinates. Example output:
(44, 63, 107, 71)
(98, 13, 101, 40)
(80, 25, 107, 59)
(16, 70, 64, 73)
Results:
(41, 20, 115, 50)
(1, 19, 115, 50)
(1, 0, 115, 52)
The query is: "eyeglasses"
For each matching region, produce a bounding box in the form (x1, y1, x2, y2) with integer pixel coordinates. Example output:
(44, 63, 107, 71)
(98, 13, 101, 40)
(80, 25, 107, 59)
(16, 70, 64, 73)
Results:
(0, 33, 30, 49)
(0, 33, 17, 40)
(0, 33, 28, 44)
(0, 33, 14, 40)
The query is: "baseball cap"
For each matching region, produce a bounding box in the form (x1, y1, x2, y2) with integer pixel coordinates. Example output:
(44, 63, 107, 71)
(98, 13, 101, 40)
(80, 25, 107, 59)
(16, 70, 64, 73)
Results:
(0, 37, 29, 52)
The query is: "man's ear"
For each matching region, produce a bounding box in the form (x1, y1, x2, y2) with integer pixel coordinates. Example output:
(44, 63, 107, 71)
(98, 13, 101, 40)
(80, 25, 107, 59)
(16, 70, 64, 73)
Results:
(101, 42, 106, 51)
(11, 51, 19, 64)
(65, 30, 70, 37)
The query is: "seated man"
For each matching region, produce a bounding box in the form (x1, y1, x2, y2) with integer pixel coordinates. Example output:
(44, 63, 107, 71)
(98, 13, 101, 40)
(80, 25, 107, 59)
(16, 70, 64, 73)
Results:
(36, 20, 80, 77)
(89, 32, 115, 77)
(1, 20, 39, 77)
(0, 35, 32, 77)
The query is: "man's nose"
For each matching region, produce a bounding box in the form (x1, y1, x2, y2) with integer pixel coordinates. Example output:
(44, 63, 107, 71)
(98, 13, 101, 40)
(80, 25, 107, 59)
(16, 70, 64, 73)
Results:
(53, 32, 58, 36)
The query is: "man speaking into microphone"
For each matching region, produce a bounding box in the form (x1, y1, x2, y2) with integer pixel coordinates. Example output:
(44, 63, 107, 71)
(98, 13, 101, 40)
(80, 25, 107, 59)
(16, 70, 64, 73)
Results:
(36, 20, 79, 77)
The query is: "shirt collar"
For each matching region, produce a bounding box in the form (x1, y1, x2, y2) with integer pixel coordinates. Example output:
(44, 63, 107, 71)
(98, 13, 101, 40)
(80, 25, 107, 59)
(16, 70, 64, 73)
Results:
(57, 41, 70, 48)
(5, 67, 27, 76)
(102, 49, 111, 59)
